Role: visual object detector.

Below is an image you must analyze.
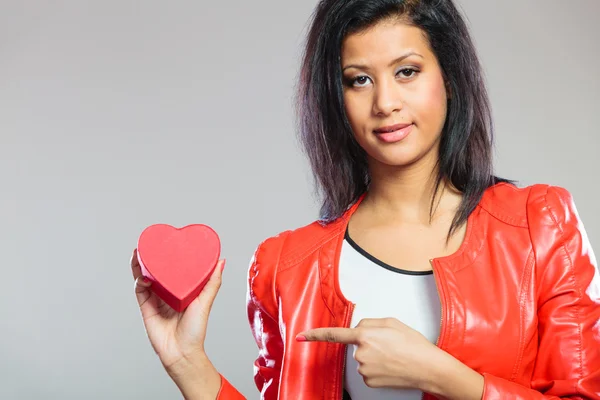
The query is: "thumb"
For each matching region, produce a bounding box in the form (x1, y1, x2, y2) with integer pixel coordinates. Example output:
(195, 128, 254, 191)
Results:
(177, 259, 226, 349)
(190, 259, 225, 318)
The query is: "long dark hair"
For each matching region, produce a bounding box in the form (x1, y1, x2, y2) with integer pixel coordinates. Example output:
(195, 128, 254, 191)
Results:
(294, 0, 512, 237)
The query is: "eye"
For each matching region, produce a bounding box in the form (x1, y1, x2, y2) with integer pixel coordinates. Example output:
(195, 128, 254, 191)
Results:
(397, 68, 418, 79)
(349, 75, 371, 88)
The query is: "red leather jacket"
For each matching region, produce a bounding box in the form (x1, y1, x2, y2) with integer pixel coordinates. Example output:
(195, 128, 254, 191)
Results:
(217, 183, 600, 399)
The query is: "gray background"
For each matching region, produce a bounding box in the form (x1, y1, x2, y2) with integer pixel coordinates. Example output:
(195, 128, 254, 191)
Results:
(1, 0, 598, 398)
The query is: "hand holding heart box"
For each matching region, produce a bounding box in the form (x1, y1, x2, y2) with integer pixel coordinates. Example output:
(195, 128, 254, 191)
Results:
(136, 223, 221, 312)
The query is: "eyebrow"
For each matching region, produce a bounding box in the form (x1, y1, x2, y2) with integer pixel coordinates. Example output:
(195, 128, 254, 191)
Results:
(341, 51, 423, 72)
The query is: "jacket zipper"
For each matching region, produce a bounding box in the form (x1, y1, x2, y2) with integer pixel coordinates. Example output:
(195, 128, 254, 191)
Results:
(339, 302, 355, 399)
(421, 259, 444, 400)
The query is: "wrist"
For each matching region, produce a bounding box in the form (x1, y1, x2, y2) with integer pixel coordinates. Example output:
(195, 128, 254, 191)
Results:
(166, 355, 222, 400)
(420, 350, 484, 400)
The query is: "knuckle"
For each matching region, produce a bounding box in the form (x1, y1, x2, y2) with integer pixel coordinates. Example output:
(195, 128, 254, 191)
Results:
(134, 277, 144, 289)
(356, 328, 367, 344)
(361, 374, 380, 389)
(210, 274, 222, 288)
(353, 349, 364, 363)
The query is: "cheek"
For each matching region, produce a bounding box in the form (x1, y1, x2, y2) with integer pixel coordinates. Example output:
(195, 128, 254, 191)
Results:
(414, 76, 448, 128)
(343, 94, 365, 131)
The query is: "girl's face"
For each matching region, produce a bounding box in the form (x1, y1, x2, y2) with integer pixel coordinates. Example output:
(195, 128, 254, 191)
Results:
(341, 20, 449, 171)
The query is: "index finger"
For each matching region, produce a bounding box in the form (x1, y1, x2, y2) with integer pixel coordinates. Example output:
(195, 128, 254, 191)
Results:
(131, 248, 142, 281)
(296, 328, 359, 344)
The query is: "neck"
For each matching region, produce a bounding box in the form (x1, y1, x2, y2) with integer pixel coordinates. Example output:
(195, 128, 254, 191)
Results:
(361, 154, 460, 225)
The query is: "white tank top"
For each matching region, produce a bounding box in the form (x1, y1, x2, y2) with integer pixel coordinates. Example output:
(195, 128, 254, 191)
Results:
(338, 230, 441, 400)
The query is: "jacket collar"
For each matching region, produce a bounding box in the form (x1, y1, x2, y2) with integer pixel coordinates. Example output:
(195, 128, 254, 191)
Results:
(329, 183, 509, 276)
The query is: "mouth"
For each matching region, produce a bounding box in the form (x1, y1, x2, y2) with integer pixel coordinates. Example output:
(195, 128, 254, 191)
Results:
(373, 123, 413, 134)
(373, 123, 414, 143)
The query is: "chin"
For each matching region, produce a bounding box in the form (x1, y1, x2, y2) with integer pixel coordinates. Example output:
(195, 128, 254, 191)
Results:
(368, 147, 430, 168)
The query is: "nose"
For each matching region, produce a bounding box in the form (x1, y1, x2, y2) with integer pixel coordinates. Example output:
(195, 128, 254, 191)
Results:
(372, 79, 402, 116)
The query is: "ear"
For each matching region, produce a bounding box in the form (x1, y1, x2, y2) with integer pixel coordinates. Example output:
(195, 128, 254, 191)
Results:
(445, 81, 452, 100)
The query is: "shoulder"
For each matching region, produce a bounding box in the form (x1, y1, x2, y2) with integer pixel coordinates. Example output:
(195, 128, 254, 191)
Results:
(524, 184, 580, 229)
(522, 184, 584, 245)
(250, 216, 345, 271)
(478, 182, 579, 229)
(247, 214, 347, 310)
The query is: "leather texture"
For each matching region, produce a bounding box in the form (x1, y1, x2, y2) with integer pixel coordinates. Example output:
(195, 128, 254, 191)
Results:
(218, 183, 600, 399)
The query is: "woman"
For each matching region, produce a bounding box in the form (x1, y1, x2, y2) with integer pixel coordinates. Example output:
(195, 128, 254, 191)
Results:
(131, 0, 600, 399)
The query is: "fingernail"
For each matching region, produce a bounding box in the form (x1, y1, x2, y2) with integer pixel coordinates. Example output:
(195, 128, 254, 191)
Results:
(295, 334, 307, 342)
(142, 276, 150, 283)
(221, 259, 226, 272)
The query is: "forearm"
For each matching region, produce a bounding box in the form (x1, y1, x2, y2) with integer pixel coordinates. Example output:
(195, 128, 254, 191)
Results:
(422, 351, 484, 400)
(166, 357, 222, 400)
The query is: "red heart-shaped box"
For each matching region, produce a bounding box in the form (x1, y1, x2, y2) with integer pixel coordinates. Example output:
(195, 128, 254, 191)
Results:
(137, 224, 221, 312)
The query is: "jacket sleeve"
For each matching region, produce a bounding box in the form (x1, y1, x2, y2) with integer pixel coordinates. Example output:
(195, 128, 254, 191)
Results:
(216, 375, 245, 399)
(482, 185, 600, 399)
(217, 232, 289, 400)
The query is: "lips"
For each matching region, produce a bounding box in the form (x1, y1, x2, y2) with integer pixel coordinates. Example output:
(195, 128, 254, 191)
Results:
(373, 123, 414, 143)
(374, 123, 412, 134)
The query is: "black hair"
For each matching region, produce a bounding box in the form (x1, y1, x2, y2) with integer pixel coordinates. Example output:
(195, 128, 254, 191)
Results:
(294, 0, 513, 238)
